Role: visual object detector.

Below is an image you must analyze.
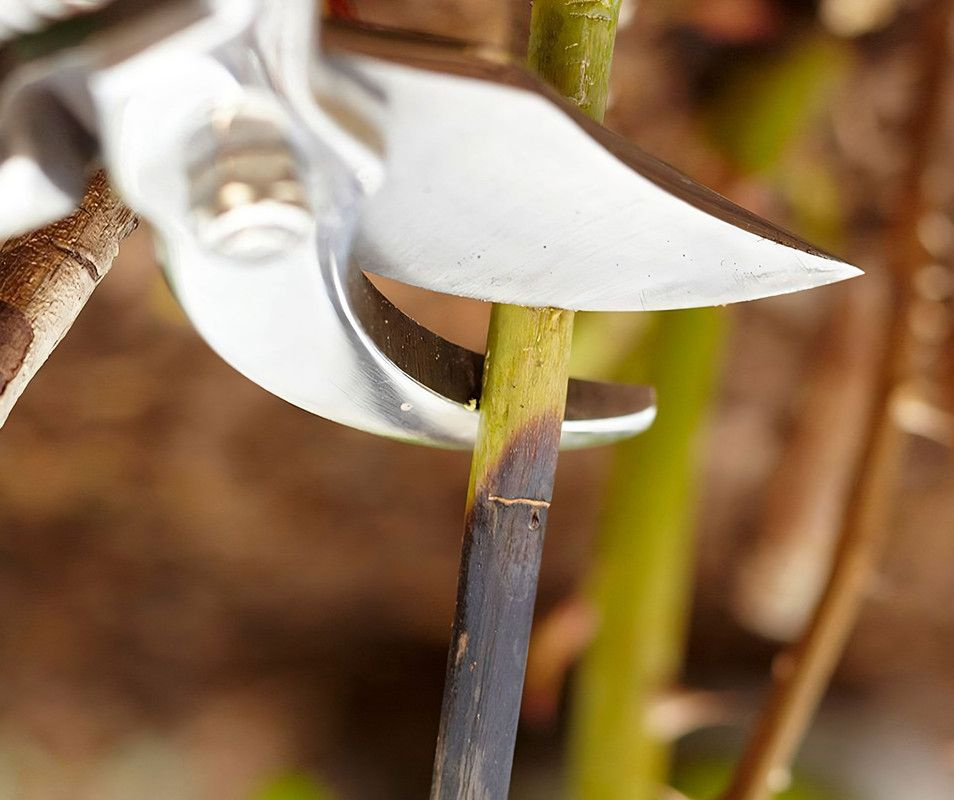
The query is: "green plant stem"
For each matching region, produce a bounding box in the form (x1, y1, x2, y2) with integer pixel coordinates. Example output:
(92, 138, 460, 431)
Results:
(430, 305, 574, 800)
(430, 3, 622, 798)
(527, 0, 622, 120)
(570, 308, 727, 800)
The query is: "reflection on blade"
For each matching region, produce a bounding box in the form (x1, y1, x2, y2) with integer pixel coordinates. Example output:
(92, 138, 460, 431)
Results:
(162, 229, 657, 449)
(325, 23, 861, 312)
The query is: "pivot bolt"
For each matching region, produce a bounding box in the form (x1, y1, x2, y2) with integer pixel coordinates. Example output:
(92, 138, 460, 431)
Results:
(187, 101, 314, 263)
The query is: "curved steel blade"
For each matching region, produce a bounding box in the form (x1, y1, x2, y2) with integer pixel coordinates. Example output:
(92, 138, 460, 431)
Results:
(75, 0, 654, 449)
(162, 233, 657, 449)
(325, 22, 862, 312)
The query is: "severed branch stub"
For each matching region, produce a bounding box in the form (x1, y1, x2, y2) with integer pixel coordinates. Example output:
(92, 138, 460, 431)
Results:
(0, 170, 137, 426)
(430, 2, 623, 798)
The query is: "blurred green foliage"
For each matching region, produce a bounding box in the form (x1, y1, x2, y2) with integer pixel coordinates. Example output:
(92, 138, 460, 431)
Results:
(251, 773, 334, 800)
(705, 37, 848, 175)
(567, 20, 853, 800)
(706, 35, 852, 250)
(569, 308, 727, 800)
(674, 760, 839, 800)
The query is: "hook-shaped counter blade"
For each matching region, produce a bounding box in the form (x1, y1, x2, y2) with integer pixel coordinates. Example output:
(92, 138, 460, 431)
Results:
(79, 0, 653, 450)
(324, 22, 861, 311)
(162, 228, 656, 449)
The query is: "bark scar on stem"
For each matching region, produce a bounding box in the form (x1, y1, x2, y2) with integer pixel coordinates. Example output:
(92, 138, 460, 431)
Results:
(455, 632, 469, 666)
(49, 242, 103, 282)
(487, 495, 552, 509)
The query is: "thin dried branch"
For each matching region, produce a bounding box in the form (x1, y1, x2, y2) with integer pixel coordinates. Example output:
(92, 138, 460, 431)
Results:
(732, 278, 889, 641)
(0, 171, 137, 426)
(719, 348, 907, 800)
(721, 3, 954, 798)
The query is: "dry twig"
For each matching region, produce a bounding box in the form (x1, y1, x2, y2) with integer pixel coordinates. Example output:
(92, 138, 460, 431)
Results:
(0, 171, 137, 426)
(721, 3, 954, 797)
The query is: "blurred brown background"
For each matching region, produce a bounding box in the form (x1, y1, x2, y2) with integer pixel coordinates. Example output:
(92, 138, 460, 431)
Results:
(2, 0, 954, 798)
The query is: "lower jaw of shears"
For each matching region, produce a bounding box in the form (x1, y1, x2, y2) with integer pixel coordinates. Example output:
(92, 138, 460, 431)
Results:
(162, 223, 656, 450)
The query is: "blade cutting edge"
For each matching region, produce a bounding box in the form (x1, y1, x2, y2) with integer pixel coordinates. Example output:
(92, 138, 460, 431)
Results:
(329, 44, 860, 311)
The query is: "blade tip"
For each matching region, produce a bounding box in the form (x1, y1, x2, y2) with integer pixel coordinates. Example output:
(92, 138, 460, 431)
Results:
(815, 257, 864, 285)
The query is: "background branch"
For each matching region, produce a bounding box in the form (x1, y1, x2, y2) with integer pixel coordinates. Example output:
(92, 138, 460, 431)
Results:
(720, 2, 954, 797)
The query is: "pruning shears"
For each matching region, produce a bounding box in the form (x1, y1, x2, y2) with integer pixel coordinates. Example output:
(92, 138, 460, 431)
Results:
(0, 0, 860, 446)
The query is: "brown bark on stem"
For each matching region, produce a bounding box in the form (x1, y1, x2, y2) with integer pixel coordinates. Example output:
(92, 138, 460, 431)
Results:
(0, 171, 138, 426)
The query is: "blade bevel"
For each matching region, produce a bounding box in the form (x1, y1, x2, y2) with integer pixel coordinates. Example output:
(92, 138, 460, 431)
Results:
(323, 21, 861, 312)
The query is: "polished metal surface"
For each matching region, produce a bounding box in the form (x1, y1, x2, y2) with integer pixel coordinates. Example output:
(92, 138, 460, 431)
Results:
(161, 225, 657, 449)
(0, 2, 859, 447)
(0, 0, 205, 239)
(185, 96, 314, 262)
(322, 23, 862, 311)
(67, 0, 656, 447)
